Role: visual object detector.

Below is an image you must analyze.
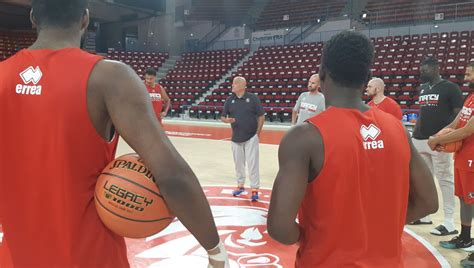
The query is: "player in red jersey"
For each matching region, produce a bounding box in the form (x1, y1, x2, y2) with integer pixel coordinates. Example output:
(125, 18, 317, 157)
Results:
(268, 31, 438, 267)
(0, 0, 228, 267)
(144, 68, 171, 124)
(366, 77, 403, 120)
(428, 62, 474, 266)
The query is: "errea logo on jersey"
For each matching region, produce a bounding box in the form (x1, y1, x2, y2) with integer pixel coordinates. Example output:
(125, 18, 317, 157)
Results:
(16, 66, 43, 95)
(360, 124, 385, 150)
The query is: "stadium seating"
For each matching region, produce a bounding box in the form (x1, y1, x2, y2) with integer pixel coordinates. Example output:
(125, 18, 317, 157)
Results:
(255, 0, 347, 30)
(106, 49, 169, 79)
(0, 30, 35, 61)
(192, 31, 474, 122)
(366, 0, 474, 25)
(160, 48, 249, 116)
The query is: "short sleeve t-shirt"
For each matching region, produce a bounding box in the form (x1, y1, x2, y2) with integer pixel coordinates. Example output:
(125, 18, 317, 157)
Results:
(293, 92, 325, 125)
(222, 92, 265, 143)
(413, 80, 463, 139)
(368, 97, 403, 120)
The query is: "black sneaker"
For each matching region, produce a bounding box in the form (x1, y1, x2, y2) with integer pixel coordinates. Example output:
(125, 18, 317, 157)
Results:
(440, 236, 473, 249)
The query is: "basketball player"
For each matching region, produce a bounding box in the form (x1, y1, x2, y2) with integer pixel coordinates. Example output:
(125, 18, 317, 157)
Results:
(267, 31, 438, 267)
(428, 63, 474, 264)
(144, 68, 171, 124)
(366, 77, 403, 120)
(292, 74, 325, 125)
(0, 1, 228, 267)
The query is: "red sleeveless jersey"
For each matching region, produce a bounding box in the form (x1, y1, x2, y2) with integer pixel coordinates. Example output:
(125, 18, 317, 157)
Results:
(455, 93, 474, 172)
(298, 107, 410, 267)
(0, 48, 129, 267)
(146, 83, 164, 121)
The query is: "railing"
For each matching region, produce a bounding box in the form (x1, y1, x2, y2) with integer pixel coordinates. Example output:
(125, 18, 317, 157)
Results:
(367, 1, 474, 27)
(252, 3, 345, 31)
(208, 39, 246, 50)
(194, 24, 227, 51)
(178, 104, 420, 124)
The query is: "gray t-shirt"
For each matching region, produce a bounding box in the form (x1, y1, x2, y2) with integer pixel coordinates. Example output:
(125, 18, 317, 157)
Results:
(222, 92, 265, 143)
(293, 92, 325, 125)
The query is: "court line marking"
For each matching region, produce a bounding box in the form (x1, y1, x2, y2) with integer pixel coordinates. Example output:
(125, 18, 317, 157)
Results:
(203, 185, 451, 267)
(404, 227, 451, 268)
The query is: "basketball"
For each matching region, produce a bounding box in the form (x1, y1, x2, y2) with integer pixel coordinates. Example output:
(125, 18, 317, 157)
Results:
(94, 154, 174, 238)
(435, 128, 463, 153)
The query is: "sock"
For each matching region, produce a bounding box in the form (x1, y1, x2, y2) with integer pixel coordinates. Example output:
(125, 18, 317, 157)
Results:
(444, 219, 455, 232)
(460, 225, 471, 242)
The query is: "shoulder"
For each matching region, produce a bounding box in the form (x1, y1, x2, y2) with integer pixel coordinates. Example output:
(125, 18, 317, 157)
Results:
(0, 50, 23, 69)
(316, 92, 325, 99)
(281, 123, 322, 153)
(374, 108, 402, 123)
(248, 93, 262, 103)
(248, 92, 259, 99)
(76, 49, 103, 59)
(92, 59, 133, 75)
(386, 97, 399, 105)
(224, 95, 235, 102)
(442, 80, 461, 90)
(89, 60, 142, 94)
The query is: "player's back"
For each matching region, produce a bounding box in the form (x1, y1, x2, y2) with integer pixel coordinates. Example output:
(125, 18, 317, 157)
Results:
(297, 107, 410, 267)
(0, 48, 129, 267)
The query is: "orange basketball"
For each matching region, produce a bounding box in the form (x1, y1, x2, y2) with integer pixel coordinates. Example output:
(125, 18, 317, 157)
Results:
(94, 154, 174, 238)
(435, 128, 463, 153)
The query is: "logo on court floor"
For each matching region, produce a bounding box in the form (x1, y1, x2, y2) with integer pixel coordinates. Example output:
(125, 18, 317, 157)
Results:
(126, 186, 297, 267)
(16, 66, 43, 95)
(0, 186, 449, 267)
(360, 124, 384, 150)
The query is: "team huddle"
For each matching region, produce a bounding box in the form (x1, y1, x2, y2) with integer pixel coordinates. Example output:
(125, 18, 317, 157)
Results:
(0, 0, 473, 267)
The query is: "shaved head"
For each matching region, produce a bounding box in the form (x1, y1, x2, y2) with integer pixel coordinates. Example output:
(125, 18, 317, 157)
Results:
(366, 77, 385, 97)
(234, 76, 247, 86)
(308, 74, 320, 93)
(369, 78, 385, 89)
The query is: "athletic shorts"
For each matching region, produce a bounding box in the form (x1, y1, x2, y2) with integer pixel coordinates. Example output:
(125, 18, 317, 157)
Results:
(455, 168, 474, 204)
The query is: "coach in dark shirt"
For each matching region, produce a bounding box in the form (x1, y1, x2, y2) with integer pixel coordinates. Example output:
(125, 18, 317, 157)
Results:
(411, 57, 463, 236)
(221, 76, 265, 202)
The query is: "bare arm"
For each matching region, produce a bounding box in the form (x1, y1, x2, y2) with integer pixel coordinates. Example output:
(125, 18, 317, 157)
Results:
(268, 124, 321, 245)
(257, 115, 265, 137)
(160, 87, 171, 116)
(90, 61, 220, 250)
(291, 110, 298, 125)
(429, 117, 474, 146)
(406, 129, 439, 223)
(292, 95, 303, 125)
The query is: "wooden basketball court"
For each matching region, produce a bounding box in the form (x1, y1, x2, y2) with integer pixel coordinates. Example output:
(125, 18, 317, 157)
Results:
(112, 119, 464, 267)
